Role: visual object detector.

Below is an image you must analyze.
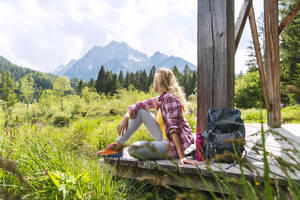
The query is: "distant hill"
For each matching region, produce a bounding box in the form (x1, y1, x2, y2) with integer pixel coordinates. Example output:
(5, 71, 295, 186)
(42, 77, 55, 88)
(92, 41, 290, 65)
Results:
(0, 56, 35, 80)
(53, 41, 196, 81)
(0, 55, 56, 90)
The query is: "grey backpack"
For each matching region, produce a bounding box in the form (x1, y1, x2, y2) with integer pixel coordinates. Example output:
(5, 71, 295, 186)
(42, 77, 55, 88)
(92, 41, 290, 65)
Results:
(203, 107, 246, 163)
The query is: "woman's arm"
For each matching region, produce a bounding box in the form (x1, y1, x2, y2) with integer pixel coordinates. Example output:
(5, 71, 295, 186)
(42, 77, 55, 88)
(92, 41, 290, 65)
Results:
(172, 133, 201, 166)
(118, 98, 155, 136)
(171, 133, 185, 159)
(128, 97, 158, 118)
(117, 110, 132, 136)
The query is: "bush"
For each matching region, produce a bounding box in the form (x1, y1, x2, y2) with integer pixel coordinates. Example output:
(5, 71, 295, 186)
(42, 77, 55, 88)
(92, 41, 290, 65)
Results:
(235, 71, 265, 108)
(53, 114, 70, 126)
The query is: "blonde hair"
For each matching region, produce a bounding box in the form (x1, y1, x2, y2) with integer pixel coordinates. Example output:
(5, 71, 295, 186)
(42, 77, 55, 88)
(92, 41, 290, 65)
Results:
(154, 68, 188, 113)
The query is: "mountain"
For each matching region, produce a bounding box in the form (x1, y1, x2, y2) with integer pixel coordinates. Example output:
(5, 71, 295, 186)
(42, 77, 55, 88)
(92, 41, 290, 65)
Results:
(53, 59, 77, 76)
(54, 41, 196, 81)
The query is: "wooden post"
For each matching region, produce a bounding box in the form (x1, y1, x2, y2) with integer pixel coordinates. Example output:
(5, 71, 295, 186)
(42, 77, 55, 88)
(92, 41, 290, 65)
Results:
(197, 0, 235, 132)
(234, 0, 253, 53)
(264, 0, 281, 127)
(279, 1, 300, 34)
(248, 5, 271, 111)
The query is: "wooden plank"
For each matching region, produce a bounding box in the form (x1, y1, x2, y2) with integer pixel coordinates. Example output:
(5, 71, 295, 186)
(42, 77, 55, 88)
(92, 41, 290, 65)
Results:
(202, 163, 249, 177)
(279, 1, 300, 34)
(247, 148, 300, 166)
(138, 160, 156, 169)
(247, 159, 300, 182)
(245, 128, 300, 159)
(179, 163, 202, 174)
(264, 0, 281, 128)
(155, 160, 178, 172)
(234, 0, 253, 53)
(248, 5, 271, 111)
(103, 157, 119, 165)
(246, 135, 298, 150)
(119, 147, 139, 167)
(102, 160, 293, 197)
(103, 160, 246, 196)
(197, 0, 235, 133)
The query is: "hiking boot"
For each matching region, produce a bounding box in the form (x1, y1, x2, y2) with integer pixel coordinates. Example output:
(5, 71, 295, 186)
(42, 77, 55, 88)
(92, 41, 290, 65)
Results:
(97, 143, 123, 158)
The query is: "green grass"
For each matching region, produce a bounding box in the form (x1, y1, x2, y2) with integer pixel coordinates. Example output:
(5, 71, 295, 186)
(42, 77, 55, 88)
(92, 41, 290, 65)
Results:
(240, 105, 300, 123)
(0, 121, 135, 199)
(0, 88, 299, 199)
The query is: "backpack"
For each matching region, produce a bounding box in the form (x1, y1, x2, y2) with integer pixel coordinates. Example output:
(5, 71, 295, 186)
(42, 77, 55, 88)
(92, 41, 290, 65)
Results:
(202, 107, 245, 163)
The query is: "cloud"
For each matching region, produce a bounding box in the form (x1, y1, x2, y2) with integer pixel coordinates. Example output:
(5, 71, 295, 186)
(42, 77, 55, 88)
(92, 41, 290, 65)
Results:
(0, 0, 263, 73)
(0, 0, 87, 71)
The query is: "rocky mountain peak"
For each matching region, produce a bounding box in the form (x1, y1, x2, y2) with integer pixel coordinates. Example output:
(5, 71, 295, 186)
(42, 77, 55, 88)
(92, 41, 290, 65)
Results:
(54, 41, 196, 81)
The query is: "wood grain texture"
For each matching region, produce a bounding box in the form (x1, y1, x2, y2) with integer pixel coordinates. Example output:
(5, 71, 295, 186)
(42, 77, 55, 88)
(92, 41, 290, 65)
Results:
(279, 1, 300, 34)
(248, 5, 271, 111)
(155, 159, 178, 172)
(264, 0, 281, 127)
(138, 160, 156, 169)
(197, 0, 213, 133)
(197, 0, 234, 133)
(234, 0, 253, 53)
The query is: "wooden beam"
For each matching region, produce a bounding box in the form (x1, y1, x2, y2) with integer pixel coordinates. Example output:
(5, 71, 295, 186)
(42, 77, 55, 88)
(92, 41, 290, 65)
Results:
(264, 0, 281, 128)
(248, 5, 271, 111)
(234, 0, 253, 53)
(197, 0, 234, 133)
(279, 1, 300, 34)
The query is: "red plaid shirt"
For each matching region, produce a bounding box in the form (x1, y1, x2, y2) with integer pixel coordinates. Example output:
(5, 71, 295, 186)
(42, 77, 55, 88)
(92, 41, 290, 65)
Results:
(128, 92, 194, 158)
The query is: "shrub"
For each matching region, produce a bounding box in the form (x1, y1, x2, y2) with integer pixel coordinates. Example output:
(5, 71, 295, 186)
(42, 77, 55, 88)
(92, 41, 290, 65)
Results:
(235, 72, 265, 108)
(53, 114, 70, 126)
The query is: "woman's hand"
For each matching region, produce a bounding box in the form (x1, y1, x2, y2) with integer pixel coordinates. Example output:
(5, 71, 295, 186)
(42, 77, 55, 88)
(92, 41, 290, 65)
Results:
(117, 115, 129, 136)
(179, 157, 201, 166)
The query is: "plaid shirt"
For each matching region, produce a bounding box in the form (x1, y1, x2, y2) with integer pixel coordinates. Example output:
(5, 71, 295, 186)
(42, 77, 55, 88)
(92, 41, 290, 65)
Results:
(128, 92, 194, 158)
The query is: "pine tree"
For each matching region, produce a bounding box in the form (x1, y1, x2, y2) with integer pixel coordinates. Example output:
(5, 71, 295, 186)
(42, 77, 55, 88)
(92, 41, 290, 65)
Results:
(181, 65, 190, 95)
(70, 78, 80, 91)
(134, 71, 141, 90)
(103, 71, 118, 94)
(128, 72, 135, 90)
(147, 66, 156, 91)
(188, 70, 197, 96)
(124, 71, 130, 89)
(111, 74, 118, 94)
(95, 65, 106, 93)
(245, 45, 258, 72)
(139, 70, 148, 92)
(172, 65, 181, 81)
(88, 78, 95, 88)
(0, 71, 17, 109)
(279, 0, 300, 104)
(118, 70, 124, 87)
(77, 79, 84, 95)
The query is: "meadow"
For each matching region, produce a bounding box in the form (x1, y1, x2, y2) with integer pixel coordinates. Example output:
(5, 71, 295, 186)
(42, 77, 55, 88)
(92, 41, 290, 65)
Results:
(0, 88, 299, 199)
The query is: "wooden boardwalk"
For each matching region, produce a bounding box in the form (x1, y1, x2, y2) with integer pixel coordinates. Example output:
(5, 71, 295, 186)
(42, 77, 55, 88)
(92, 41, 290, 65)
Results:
(101, 124, 300, 195)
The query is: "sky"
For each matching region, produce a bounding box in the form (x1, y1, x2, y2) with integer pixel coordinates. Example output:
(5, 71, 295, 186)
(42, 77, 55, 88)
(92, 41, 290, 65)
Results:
(0, 0, 263, 73)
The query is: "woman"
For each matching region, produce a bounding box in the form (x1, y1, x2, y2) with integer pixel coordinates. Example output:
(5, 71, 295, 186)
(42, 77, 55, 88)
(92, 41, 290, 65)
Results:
(97, 68, 198, 165)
